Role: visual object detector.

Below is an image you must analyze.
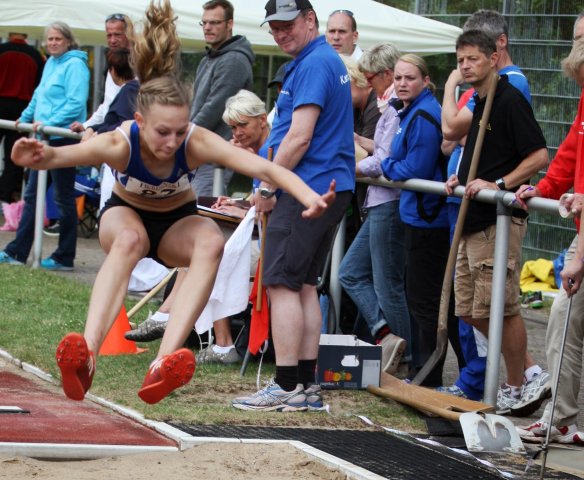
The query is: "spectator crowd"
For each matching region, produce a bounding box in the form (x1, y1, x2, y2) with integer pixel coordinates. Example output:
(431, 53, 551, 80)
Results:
(1, 0, 583, 445)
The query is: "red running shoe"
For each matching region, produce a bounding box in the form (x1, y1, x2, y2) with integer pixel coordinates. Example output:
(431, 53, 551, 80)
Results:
(56, 333, 95, 401)
(138, 348, 195, 404)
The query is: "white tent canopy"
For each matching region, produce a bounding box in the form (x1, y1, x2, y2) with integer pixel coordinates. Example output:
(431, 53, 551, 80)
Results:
(1, 0, 461, 55)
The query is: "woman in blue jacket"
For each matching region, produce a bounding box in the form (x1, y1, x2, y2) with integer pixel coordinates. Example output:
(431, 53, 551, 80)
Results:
(0, 21, 89, 270)
(382, 54, 460, 387)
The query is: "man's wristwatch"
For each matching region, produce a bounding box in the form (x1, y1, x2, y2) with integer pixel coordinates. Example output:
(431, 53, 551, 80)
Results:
(495, 178, 506, 191)
(259, 187, 276, 199)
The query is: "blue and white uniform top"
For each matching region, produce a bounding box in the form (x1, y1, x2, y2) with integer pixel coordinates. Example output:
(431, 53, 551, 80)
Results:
(113, 122, 196, 198)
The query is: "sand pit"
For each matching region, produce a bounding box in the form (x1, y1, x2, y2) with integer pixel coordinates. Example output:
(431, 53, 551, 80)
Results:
(0, 442, 349, 480)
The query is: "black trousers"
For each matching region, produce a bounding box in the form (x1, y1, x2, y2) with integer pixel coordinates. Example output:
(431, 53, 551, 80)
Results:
(404, 224, 465, 387)
(0, 97, 29, 203)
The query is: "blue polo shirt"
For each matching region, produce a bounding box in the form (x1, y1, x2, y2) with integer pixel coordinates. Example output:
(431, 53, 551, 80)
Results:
(267, 36, 355, 194)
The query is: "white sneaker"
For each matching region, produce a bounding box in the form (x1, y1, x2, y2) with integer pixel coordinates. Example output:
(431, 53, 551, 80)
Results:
(196, 344, 241, 365)
(517, 420, 584, 444)
(124, 312, 167, 342)
(496, 384, 521, 415)
(232, 379, 307, 412)
(511, 371, 551, 417)
(379, 333, 406, 375)
(304, 383, 324, 411)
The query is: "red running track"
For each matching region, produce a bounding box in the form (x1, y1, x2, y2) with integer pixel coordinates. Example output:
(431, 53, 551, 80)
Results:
(0, 370, 176, 447)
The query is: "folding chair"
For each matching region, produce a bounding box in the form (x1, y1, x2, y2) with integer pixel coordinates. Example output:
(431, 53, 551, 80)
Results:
(75, 167, 101, 238)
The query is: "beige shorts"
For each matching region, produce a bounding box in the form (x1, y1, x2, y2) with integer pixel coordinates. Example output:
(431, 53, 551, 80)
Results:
(455, 218, 527, 319)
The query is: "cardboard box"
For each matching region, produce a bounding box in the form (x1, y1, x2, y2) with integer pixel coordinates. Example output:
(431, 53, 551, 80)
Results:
(317, 334, 381, 389)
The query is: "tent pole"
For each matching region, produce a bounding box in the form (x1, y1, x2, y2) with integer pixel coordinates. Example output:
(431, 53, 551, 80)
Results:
(266, 55, 274, 111)
(92, 46, 106, 113)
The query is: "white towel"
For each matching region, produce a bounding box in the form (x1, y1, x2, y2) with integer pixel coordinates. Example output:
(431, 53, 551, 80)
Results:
(128, 258, 169, 293)
(194, 206, 255, 333)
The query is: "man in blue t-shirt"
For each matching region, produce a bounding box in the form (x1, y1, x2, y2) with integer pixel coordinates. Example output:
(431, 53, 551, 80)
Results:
(440, 10, 548, 415)
(232, 0, 355, 412)
(443, 9, 530, 140)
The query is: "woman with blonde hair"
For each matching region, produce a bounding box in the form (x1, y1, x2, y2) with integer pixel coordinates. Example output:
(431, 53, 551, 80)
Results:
(340, 55, 380, 153)
(12, 0, 334, 404)
(562, 38, 584, 81)
(222, 89, 270, 155)
(381, 53, 453, 386)
(514, 37, 584, 442)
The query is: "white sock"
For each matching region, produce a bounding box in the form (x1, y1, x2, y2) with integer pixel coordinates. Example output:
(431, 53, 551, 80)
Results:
(150, 311, 169, 323)
(505, 383, 523, 398)
(212, 344, 234, 354)
(524, 365, 543, 383)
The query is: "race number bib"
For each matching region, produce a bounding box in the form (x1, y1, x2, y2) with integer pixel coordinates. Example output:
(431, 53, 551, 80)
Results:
(124, 175, 191, 198)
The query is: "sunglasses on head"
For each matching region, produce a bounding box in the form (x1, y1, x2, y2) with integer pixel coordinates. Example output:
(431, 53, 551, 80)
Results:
(331, 9, 354, 17)
(106, 13, 126, 23)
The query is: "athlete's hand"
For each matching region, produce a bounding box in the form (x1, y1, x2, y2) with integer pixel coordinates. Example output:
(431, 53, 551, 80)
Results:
(11, 137, 45, 167)
(302, 180, 336, 219)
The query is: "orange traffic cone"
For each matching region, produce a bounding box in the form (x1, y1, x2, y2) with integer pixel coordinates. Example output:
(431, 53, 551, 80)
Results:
(99, 305, 147, 356)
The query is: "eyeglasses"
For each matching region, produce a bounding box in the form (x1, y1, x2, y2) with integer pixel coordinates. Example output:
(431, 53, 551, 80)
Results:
(106, 13, 126, 23)
(199, 19, 228, 27)
(364, 71, 382, 82)
(331, 9, 354, 17)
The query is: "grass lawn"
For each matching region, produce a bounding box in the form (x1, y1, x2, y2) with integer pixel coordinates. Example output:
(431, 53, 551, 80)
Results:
(0, 264, 425, 432)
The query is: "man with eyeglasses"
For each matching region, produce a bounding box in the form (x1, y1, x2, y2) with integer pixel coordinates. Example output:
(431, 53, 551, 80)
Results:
(190, 0, 255, 196)
(232, 0, 355, 412)
(326, 9, 362, 60)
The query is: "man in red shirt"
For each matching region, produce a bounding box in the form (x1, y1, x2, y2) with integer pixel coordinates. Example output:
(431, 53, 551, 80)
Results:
(513, 13, 584, 444)
(0, 33, 44, 203)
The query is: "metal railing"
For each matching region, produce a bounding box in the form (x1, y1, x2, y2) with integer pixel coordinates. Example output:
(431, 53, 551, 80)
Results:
(330, 175, 565, 406)
(0, 119, 82, 268)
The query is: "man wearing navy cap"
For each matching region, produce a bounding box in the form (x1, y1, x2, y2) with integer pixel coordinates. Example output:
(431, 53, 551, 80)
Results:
(232, 0, 355, 412)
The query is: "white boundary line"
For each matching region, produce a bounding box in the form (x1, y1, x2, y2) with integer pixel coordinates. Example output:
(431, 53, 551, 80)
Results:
(0, 348, 384, 480)
(0, 443, 178, 459)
